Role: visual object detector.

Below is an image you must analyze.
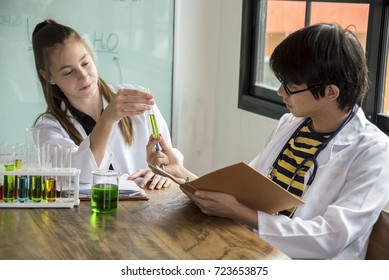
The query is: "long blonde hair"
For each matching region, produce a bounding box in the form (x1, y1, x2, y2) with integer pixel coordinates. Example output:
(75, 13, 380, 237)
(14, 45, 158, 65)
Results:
(32, 19, 133, 146)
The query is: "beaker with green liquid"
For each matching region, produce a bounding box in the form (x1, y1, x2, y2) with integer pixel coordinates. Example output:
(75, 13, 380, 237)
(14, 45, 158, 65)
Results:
(91, 170, 120, 213)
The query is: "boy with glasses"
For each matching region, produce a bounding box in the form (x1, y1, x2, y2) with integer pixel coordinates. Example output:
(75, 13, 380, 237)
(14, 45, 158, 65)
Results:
(147, 23, 389, 259)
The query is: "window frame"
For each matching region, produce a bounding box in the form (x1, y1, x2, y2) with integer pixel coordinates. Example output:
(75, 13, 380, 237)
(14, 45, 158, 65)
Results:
(238, 0, 389, 135)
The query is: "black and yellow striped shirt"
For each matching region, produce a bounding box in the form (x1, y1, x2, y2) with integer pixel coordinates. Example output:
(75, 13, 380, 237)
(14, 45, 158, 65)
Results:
(271, 122, 332, 217)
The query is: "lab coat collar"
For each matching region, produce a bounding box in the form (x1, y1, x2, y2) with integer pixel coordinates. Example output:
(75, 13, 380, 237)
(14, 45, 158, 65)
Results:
(278, 106, 365, 148)
(328, 107, 365, 146)
(266, 107, 365, 166)
(316, 107, 365, 165)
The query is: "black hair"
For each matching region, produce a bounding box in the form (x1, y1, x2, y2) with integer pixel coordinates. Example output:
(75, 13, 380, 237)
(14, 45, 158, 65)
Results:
(269, 23, 369, 112)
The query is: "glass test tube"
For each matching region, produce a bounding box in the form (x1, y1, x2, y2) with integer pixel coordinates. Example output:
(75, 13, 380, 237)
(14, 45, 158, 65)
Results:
(45, 145, 57, 202)
(0, 143, 5, 200)
(149, 108, 161, 151)
(25, 128, 42, 203)
(60, 146, 73, 200)
(145, 86, 161, 151)
(2, 144, 15, 202)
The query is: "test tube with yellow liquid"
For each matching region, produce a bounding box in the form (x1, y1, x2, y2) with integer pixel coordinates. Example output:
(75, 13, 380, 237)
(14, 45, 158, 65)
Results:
(44, 145, 57, 203)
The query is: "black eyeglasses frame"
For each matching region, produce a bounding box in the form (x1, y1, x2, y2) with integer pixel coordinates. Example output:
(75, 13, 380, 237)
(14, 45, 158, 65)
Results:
(281, 83, 323, 95)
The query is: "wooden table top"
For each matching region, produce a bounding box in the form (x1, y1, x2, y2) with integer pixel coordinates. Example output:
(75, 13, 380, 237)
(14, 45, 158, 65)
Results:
(0, 185, 289, 260)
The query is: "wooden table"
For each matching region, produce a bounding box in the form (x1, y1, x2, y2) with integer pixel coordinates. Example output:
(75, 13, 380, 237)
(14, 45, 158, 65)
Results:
(0, 186, 289, 260)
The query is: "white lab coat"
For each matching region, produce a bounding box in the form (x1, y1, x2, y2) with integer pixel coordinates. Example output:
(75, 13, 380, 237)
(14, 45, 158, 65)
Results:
(35, 84, 183, 184)
(250, 107, 389, 259)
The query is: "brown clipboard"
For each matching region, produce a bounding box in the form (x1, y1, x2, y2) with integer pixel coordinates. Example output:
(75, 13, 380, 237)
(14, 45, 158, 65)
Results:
(148, 161, 304, 214)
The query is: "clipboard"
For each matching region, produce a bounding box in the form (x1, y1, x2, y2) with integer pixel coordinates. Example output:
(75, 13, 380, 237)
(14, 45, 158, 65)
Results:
(148, 161, 304, 214)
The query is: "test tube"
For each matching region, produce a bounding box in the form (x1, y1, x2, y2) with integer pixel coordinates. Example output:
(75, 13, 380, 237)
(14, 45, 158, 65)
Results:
(3, 143, 15, 202)
(144, 87, 161, 152)
(44, 145, 57, 202)
(17, 176, 29, 203)
(149, 108, 159, 137)
(40, 143, 51, 200)
(14, 143, 23, 170)
(0, 143, 3, 200)
(25, 127, 41, 168)
(59, 146, 73, 199)
(26, 144, 40, 170)
(31, 175, 43, 203)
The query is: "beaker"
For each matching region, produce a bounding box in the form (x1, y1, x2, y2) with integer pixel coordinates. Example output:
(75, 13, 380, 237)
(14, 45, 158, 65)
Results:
(91, 170, 120, 213)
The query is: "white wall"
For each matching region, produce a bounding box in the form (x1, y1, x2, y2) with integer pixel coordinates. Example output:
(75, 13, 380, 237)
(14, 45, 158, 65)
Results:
(173, 0, 278, 176)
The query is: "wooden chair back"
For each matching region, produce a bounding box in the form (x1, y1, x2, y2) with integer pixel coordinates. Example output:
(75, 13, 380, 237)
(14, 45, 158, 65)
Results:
(365, 210, 389, 260)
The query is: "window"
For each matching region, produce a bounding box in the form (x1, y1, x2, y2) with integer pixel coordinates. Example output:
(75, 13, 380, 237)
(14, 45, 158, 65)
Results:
(239, 0, 389, 135)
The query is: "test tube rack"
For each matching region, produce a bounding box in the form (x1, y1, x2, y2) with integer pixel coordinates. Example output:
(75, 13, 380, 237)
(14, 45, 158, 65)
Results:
(0, 168, 80, 208)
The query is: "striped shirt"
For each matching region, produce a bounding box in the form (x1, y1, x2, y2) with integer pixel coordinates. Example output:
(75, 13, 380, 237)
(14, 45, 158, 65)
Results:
(271, 121, 332, 217)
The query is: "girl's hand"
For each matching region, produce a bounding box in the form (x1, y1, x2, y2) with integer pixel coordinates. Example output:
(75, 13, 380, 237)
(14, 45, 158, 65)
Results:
(129, 169, 172, 190)
(103, 88, 155, 123)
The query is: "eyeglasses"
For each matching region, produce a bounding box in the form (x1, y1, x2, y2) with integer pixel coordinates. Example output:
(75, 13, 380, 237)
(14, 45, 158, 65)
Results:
(281, 82, 323, 96)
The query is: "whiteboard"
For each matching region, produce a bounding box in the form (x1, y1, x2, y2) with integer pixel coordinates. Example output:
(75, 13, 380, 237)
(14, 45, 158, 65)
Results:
(0, 0, 174, 144)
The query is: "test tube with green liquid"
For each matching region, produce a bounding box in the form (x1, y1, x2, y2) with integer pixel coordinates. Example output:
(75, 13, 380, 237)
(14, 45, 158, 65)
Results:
(149, 108, 161, 151)
(2, 144, 15, 202)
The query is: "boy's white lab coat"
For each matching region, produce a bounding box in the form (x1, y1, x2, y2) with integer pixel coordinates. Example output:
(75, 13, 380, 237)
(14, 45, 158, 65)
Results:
(250, 107, 389, 259)
(35, 84, 182, 184)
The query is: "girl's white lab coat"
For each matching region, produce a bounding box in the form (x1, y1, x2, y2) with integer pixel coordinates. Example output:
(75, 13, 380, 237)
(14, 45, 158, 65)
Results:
(35, 84, 183, 184)
(250, 107, 389, 259)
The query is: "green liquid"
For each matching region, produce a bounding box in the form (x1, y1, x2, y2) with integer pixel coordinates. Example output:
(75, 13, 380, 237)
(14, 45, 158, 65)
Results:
(91, 184, 118, 213)
(42, 176, 46, 200)
(31, 176, 43, 203)
(3, 164, 15, 202)
(149, 114, 159, 138)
